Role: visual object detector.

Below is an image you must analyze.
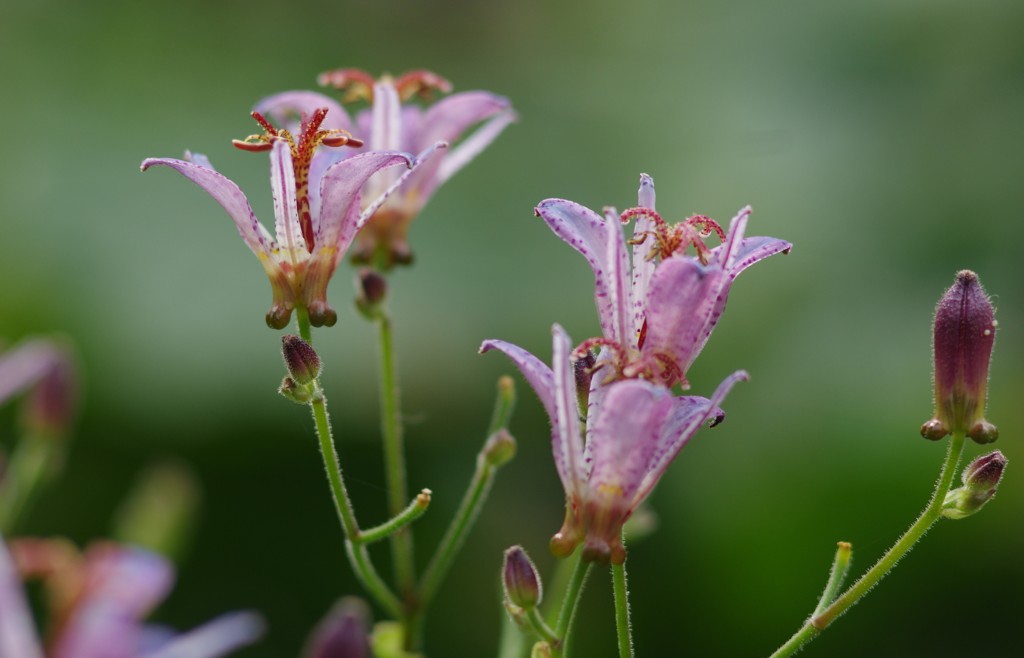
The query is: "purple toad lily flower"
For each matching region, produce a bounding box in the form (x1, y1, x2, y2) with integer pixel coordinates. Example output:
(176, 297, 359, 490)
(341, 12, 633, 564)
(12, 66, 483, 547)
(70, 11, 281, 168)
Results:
(254, 68, 516, 267)
(0, 338, 77, 438)
(142, 110, 420, 329)
(0, 536, 263, 658)
(535, 174, 791, 389)
(481, 325, 748, 564)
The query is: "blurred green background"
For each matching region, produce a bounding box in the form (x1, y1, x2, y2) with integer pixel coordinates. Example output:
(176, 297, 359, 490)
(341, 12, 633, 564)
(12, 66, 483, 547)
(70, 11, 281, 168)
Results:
(2, 0, 1023, 655)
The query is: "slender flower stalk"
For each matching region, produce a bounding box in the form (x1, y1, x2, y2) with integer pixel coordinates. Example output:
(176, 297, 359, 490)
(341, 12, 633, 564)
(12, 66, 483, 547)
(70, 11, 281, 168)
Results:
(0, 339, 77, 534)
(772, 271, 1002, 657)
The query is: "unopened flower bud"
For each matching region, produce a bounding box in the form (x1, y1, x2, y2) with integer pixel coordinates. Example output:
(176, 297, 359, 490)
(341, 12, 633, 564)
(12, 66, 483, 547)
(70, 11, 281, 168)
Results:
(503, 545, 542, 610)
(531, 641, 553, 658)
(22, 353, 77, 439)
(921, 270, 998, 443)
(282, 335, 321, 385)
(354, 269, 387, 319)
(303, 597, 372, 658)
(573, 349, 596, 413)
(942, 450, 1007, 520)
(482, 429, 517, 467)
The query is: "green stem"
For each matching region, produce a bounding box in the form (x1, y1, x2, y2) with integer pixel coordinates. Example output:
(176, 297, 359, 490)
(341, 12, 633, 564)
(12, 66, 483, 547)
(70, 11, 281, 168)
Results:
(0, 433, 58, 534)
(612, 557, 634, 658)
(418, 453, 499, 607)
(770, 432, 966, 658)
(811, 542, 853, 618)
(375, 311, 416, 598)
(357, 489, 432, 545)
(551, 556, 592, 658)
(527, 607, 560, 646)
(295, 307, 401, 617)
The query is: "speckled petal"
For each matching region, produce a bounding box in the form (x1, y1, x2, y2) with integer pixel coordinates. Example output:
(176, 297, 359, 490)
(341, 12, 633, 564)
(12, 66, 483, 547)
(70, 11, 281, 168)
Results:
(0, 537, 44, 658)
(140, 157, 276, 262)
(269, 140, 304, 259)
(321, 151, 415, 255)
(551, 325, 586, 498)
(535, 199, 630, 345)
(632, 370, 748, 508)
(143, 612, 264, 658)
(586, 379, 675, 505)
(478, 339, 555, 422)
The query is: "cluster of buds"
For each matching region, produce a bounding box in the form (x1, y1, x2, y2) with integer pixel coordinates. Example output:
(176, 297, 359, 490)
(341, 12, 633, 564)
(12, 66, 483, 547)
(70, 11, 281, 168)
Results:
(278, 335, 322, 404)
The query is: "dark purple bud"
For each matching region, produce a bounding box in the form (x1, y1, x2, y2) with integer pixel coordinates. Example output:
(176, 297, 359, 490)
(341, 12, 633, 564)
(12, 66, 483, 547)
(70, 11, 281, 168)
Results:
(921, 271, 998, 443)
(22, 349, 78, 439)
(942, 450, 1007, 519)
(282, 335, 321, 385)
(303, 597, 372, 658)
(503, 545, 542, 609)
(354, 269, 388, 319)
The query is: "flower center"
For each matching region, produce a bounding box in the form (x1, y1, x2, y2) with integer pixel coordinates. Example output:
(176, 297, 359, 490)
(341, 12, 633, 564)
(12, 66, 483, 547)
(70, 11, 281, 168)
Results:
(619, 207, 725, 265)
(233, 109, 363, 253)
(571, 338, 686, 389)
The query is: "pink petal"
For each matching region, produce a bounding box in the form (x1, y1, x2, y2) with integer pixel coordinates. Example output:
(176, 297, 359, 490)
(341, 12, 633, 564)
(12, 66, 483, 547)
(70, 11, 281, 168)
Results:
(535, 199, 630, 345)
(632, 370, 748, 507)
(370, 81, 402, 152)
(143, 611, 264, 658)
(0, 340, 61, 406)
(0, 538, 44, 658)
(140, 157, 277, 262)
(53, 545, 175, 658)
(642, 256, 724, 374)
(319, 151, 414, 256)
(478, 339, 555, 422)
(630, 174, 658, 342)
(269, 140, 303, 258)
(586, 379, 675, 505)
(551, 325, 586, 499)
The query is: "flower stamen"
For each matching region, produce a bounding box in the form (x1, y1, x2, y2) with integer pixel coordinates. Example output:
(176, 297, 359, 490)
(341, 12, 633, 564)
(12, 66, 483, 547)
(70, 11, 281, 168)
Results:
(392, 70, 453, 102)
(621, 207, 724, 265)
(233, 110, 363, 253)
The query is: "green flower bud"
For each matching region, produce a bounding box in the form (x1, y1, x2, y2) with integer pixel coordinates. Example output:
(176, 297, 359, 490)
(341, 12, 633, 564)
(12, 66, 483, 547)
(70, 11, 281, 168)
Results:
(482, 429, 517, 467)
(279, 376, 313, 404)
(942, 450, 1007, 519)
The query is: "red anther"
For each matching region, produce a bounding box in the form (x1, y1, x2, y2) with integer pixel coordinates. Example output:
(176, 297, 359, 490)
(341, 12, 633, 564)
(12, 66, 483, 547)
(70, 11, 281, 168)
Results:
(637, 319, 648, 350)
(619, 207, 667, 231)
(250, 111, 279, 136)
(684, 214, 725, 241)
(318, 67, 376, 90)
(394, 69, 453, 101)
(322, 134, 364, 148)
(318, 68, 376, 103)
(232, 139, 273, 152)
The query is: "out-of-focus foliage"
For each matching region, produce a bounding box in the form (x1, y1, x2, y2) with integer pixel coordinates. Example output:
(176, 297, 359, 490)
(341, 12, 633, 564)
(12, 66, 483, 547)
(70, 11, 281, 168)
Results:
(1, 0, 1022, 656)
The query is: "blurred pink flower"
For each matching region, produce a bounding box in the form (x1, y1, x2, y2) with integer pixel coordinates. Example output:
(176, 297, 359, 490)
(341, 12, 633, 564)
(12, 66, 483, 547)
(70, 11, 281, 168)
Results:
(0, 536, 262, 658)
(255, 68, 516, 267)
